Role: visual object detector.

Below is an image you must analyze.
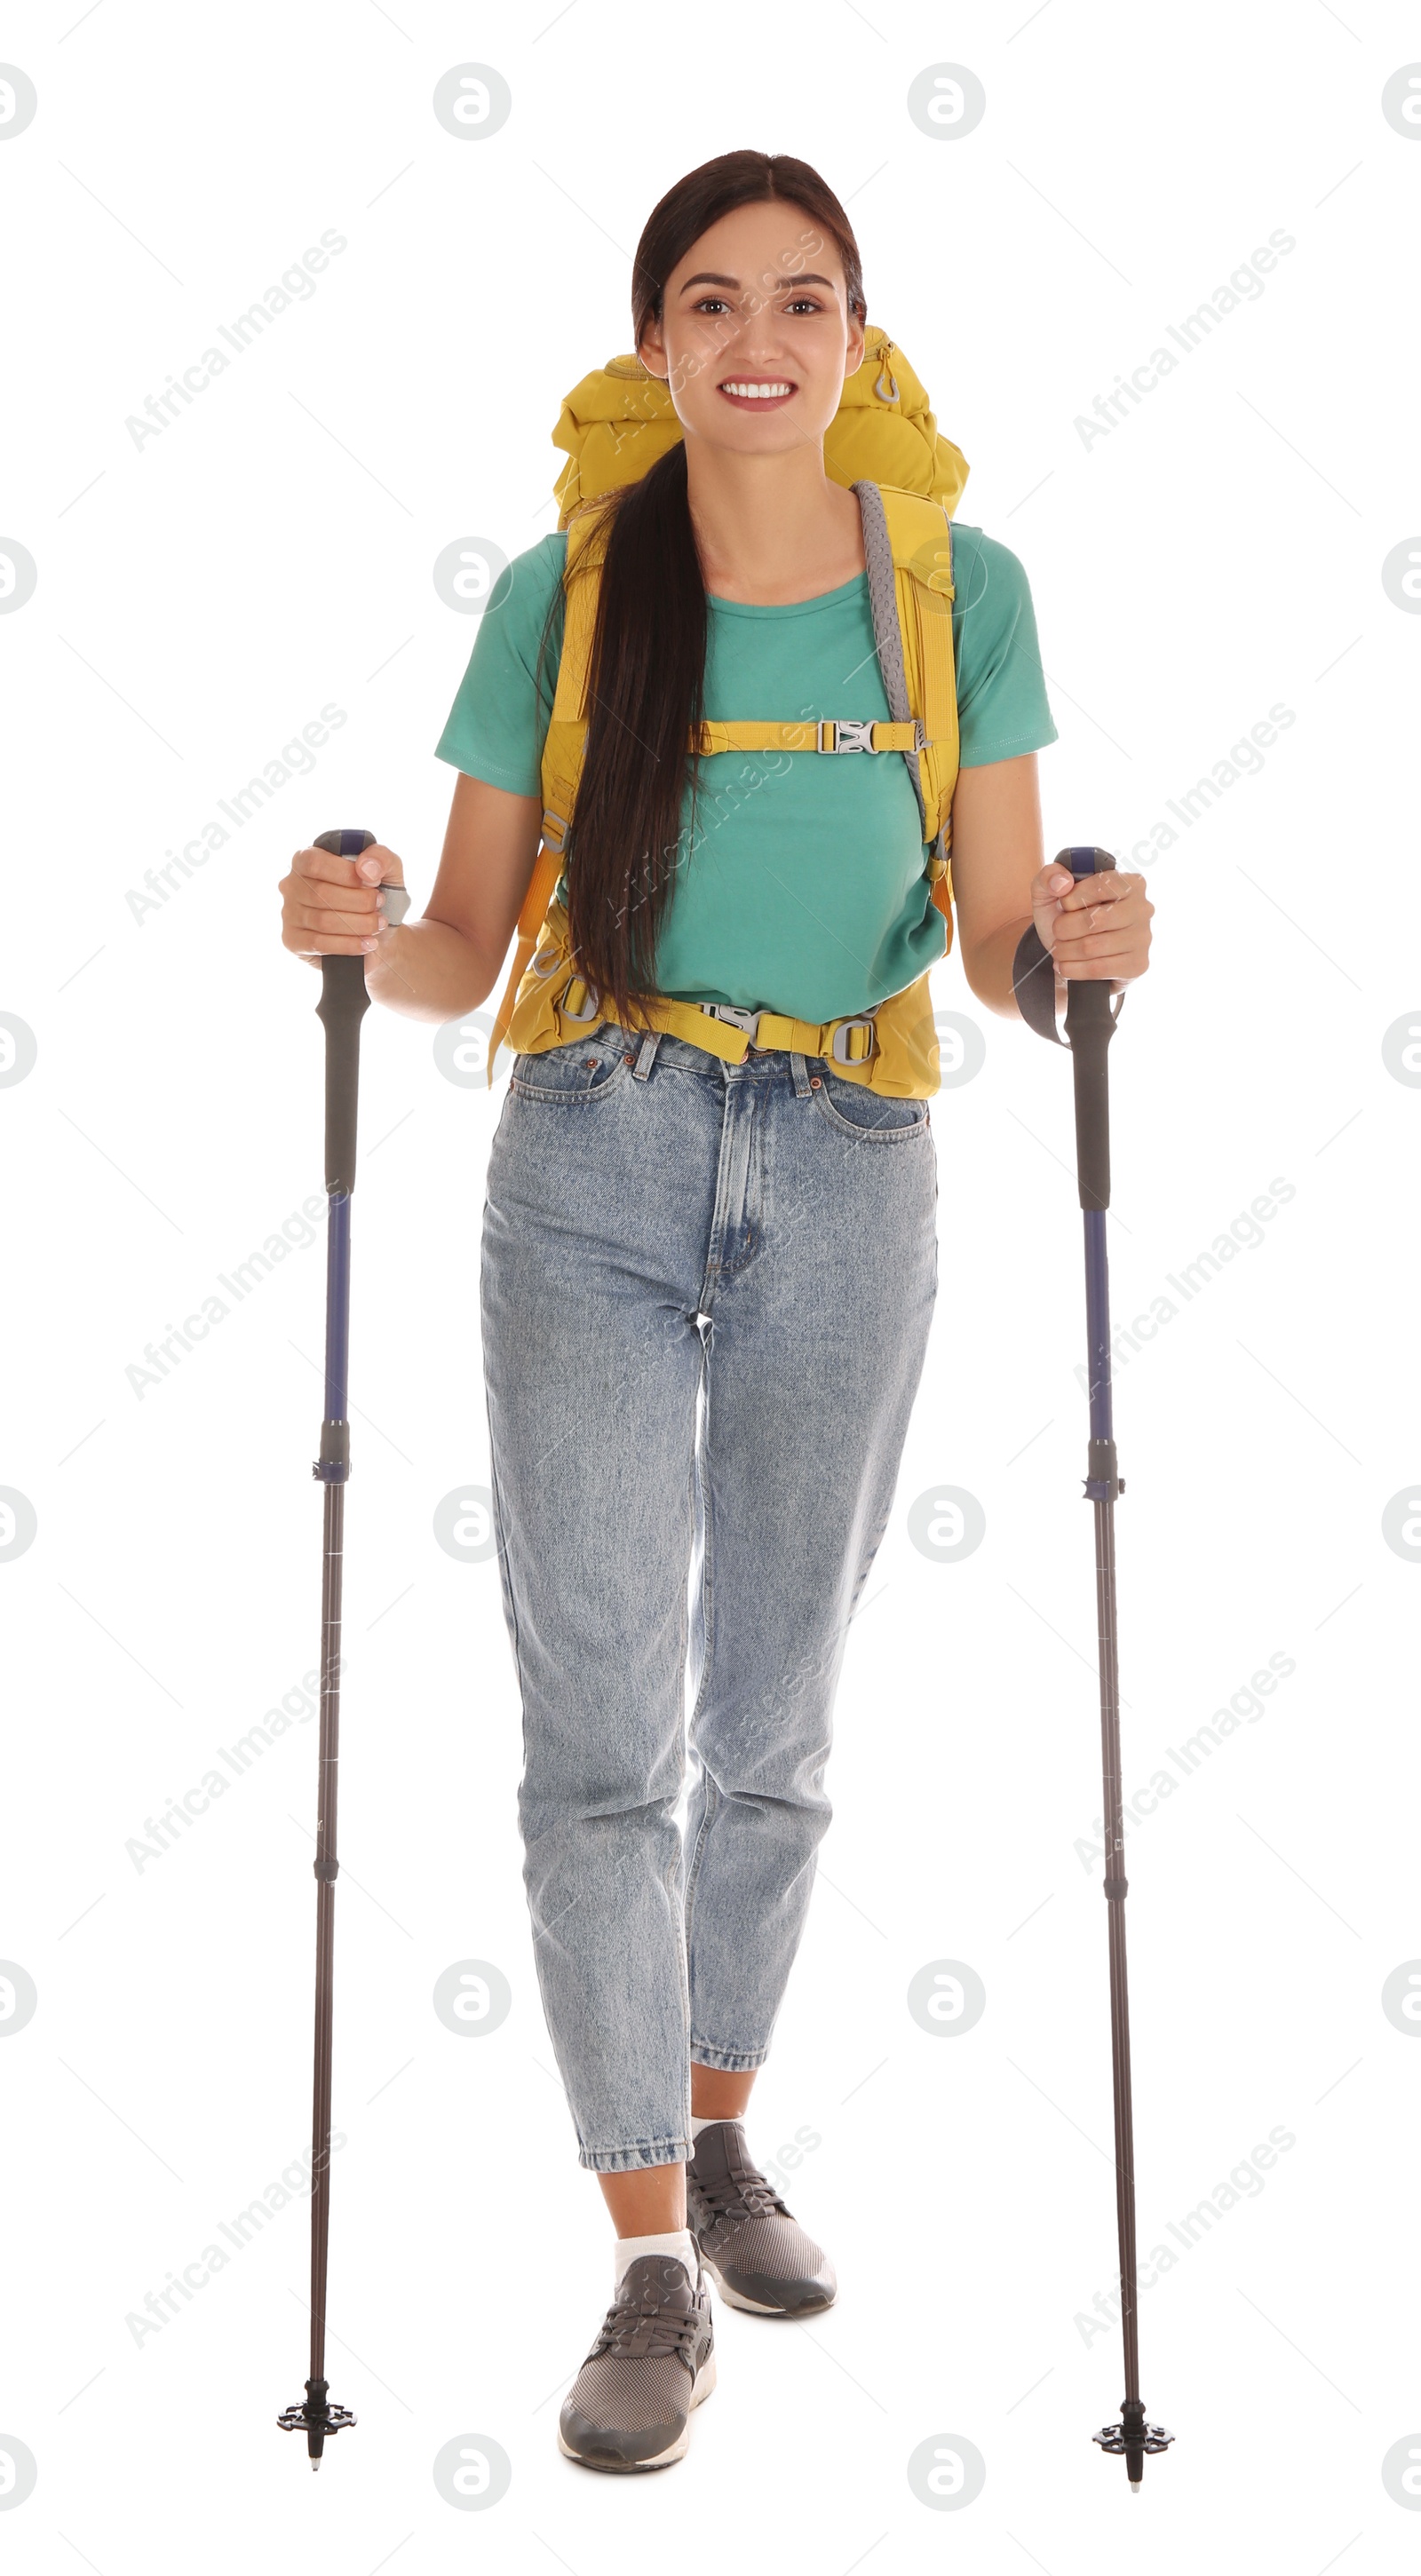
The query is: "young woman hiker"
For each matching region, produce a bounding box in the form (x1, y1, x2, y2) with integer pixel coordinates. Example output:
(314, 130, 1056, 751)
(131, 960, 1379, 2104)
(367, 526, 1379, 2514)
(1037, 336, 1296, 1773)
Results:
(280, 150, 1153, 2473)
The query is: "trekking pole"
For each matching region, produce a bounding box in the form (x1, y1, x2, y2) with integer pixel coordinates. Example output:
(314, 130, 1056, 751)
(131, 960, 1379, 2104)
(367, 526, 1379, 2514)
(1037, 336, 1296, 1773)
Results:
(278, 827, 408, 2467)
(1057, 848, 1174, 2492)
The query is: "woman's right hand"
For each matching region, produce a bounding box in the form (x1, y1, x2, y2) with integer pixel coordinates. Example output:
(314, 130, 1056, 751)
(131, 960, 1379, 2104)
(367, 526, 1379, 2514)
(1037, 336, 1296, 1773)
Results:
(275, 776, 543, 1025)
(279, 840, 407, 966)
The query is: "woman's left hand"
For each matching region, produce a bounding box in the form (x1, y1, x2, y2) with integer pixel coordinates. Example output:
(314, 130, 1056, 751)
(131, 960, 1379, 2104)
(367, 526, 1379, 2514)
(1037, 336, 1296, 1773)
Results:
(1029, 861, 1154, 992)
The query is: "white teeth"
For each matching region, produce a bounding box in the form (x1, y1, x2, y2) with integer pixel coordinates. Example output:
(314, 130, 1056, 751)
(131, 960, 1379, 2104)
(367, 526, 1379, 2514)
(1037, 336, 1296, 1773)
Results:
(721, 382, 791, 399)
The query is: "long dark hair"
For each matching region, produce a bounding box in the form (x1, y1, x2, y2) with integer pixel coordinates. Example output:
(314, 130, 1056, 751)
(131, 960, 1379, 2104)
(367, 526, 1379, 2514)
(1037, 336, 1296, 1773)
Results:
(552, 151, 868, 1031)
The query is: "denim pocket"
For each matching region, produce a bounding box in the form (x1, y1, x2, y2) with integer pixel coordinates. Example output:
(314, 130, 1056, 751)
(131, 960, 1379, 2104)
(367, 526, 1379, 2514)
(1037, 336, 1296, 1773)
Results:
(510, 1034, 632, 1104)
(811, 1067, 931, 1142)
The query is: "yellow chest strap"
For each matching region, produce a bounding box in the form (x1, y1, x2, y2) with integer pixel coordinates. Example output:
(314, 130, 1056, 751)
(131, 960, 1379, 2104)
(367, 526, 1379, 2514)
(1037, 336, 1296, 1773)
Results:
(691, 717, 922, 757)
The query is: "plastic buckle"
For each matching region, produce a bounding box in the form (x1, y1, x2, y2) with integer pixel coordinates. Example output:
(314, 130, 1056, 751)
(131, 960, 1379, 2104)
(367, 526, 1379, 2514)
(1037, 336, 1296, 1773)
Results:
(701, 1002, 761, 1042)
(830, 1017, 877, 1064)
(818, 718, 877, 754)
(560, 976, 600, 1022)
(531, 947, 561, 979)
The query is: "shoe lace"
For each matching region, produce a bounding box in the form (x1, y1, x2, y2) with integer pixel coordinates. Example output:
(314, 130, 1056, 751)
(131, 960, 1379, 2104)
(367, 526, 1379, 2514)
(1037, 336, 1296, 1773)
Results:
(592, 2283, 700, 2363)
(692, 2159, 790, 2224)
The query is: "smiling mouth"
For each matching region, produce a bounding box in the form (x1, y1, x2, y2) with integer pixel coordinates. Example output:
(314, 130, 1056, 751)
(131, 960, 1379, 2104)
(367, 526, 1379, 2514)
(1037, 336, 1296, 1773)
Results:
(718, 378, 797, 407)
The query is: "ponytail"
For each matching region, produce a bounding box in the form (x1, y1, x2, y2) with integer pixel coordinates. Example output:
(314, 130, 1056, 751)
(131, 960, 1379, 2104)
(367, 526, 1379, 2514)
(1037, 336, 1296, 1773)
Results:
(564, 444, 706, 1033)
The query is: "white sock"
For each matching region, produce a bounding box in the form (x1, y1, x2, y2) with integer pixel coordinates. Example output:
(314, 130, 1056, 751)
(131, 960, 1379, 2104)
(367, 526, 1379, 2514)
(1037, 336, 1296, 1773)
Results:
(690, 2112, 739, 2141)
(613, 2229, 698, 2296)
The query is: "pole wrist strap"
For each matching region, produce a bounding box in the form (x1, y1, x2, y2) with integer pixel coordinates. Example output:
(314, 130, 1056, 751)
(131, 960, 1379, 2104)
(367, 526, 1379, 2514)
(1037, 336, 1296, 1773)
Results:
(1012, 922, 1064, 1045)
(1012, 922, 1130, 1046)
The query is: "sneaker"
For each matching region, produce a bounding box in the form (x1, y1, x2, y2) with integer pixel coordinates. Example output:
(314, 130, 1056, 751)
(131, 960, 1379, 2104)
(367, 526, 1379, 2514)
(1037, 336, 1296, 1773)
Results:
(558, 2255, 715, 2471)
(687, 2120, 837, 2315)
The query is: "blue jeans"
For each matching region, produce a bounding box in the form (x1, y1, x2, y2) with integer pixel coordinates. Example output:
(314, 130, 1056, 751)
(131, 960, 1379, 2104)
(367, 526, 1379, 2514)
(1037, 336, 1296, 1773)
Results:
(480, 1023, 938, 2172)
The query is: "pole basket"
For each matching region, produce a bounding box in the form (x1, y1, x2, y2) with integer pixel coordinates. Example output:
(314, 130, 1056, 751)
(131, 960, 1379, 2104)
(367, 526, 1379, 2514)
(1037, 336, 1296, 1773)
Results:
(278, 2377, 356, 2467)
(1092, 2405, 1175, 2485)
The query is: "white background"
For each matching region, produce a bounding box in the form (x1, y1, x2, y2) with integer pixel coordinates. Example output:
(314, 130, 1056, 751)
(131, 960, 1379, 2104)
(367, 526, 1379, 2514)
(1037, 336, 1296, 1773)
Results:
(4, 0, 1419, 2567)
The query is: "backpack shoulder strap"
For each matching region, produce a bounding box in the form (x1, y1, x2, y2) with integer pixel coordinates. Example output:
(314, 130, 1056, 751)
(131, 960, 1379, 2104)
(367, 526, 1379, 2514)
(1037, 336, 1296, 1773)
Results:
(856, 482, 960, 933)
(855, 479, 928, 840)
(538, 504, 607, 852)
(487, 511, 609, 1081)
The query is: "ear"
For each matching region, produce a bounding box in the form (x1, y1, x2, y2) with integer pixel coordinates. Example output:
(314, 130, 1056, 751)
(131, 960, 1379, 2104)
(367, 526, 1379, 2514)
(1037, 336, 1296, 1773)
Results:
(845, 313, 867, 378)
(637, 314, 669, 381)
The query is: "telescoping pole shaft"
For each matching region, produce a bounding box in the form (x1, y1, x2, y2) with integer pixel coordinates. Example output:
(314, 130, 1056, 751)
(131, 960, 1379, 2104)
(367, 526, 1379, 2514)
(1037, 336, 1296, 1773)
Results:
(279, 825, 376, 2467)
(309, 1184, 351, 2427)
(1060, 846, 1172, 2491)
(1082, 1158, 1141, 2419)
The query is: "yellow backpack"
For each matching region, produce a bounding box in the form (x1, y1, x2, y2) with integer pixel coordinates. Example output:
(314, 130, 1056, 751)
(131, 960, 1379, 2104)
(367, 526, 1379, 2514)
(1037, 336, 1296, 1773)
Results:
(487, 325, 969, 1097)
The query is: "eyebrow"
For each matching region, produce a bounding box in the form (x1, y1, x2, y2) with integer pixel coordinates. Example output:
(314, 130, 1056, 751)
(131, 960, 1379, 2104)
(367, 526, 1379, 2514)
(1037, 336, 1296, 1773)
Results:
(678, 272, 837, 294)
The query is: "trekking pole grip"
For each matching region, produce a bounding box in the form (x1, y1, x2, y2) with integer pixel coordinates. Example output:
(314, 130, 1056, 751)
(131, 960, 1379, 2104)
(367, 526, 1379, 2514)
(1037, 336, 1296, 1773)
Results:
(313, 828, 376, 1196)
(1060, 848, 1118, 1215)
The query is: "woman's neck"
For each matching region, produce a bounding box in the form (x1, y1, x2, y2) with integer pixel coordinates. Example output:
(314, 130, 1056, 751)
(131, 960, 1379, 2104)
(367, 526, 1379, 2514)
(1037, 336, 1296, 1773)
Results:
(682, 440, 866, 606)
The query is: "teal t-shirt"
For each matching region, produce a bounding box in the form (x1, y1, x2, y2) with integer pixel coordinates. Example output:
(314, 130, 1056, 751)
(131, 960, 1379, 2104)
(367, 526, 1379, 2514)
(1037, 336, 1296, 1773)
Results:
(435, 521, 1056, 1022)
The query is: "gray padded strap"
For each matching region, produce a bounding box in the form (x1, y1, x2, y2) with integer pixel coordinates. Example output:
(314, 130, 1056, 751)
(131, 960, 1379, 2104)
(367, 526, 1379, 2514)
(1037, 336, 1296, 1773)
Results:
(853, 479, 927, 842)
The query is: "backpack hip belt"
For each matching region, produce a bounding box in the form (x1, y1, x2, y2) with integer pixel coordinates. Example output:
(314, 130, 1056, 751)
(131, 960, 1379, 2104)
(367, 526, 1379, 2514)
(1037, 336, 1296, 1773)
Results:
(497, 895, 945, 1095)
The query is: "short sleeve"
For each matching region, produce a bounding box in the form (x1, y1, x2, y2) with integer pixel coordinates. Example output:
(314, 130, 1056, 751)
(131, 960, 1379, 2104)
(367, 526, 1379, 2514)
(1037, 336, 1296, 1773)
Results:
(434, 532, 568, 795)
(949, 526, 1059, 770)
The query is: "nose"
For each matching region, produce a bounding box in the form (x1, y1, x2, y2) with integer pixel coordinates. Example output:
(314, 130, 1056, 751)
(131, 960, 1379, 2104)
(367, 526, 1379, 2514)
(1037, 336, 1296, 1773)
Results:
(723, 320, 792, 373)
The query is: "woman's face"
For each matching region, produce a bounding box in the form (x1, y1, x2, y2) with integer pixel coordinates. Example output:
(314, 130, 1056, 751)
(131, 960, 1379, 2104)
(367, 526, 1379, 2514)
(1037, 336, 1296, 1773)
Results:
(638, 199, 865, 456)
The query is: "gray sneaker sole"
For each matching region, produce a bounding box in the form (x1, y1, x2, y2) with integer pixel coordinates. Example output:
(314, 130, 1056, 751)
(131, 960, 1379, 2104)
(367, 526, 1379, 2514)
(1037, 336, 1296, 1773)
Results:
(557, 2348, 717, 2471)
(698, 2255, 836, 2317)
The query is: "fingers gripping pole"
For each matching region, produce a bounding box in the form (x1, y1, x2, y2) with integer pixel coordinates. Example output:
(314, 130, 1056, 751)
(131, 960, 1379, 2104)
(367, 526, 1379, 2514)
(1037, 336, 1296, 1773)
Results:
(278, 828, 374, 2467)
(1058, 849, 1173, 2489)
